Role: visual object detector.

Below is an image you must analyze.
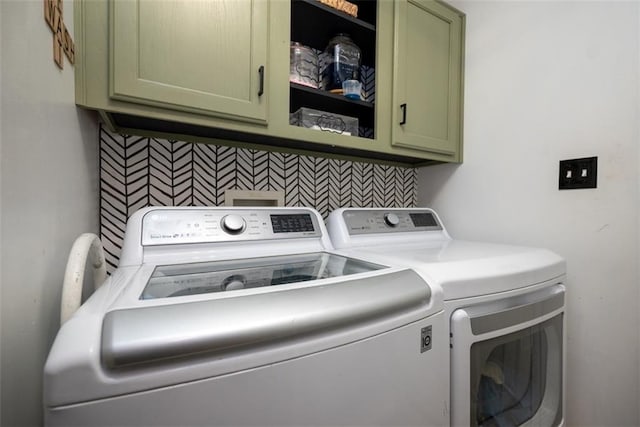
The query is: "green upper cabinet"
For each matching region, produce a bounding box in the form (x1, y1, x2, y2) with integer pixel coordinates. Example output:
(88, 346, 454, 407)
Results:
(75, 0, 465, 166)
(391, 0, 464, 161)
(110, 0, 268, 124)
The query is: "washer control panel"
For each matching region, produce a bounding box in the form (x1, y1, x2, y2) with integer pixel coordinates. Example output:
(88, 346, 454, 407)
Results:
(141, 209, 321, 246)
(342, 209, 442, 235)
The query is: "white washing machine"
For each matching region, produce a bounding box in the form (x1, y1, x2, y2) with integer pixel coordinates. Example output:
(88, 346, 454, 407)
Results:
(44, 207, 449, 426)
(327, 208, 566, 427)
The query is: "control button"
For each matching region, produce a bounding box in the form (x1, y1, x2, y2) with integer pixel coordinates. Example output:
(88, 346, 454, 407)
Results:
(221, 214, 246, 235)
(384, 213, 400, 227)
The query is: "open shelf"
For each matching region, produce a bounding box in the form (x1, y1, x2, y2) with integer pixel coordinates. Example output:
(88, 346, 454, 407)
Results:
(289, 83, 374, 129)
(290, 0, 377, 138)
(291, 0, 376, 67)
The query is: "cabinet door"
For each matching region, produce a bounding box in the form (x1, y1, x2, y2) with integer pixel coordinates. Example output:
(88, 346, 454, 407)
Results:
(110, 0, 268, 124)
(392, 0, 464, 159)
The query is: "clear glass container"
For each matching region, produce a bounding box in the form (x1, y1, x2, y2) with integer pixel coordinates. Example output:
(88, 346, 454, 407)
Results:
(290, 42, 319, 89)
(322, 34, 362, 94)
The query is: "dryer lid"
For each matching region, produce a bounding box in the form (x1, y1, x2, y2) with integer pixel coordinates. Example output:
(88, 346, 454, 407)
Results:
(347, 240, 566, 299)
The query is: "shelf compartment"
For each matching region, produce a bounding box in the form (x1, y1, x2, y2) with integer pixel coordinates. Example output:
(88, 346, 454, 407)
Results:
(290, 83, 374, 130)
(291, 0, 376, 68)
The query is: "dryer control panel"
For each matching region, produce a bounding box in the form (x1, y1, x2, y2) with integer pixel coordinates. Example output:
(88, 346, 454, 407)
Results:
(341, 209, 443, 235)
(140, 208, 322, 246)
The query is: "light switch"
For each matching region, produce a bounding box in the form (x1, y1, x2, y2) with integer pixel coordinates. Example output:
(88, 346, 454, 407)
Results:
(559, 157, 597, 190)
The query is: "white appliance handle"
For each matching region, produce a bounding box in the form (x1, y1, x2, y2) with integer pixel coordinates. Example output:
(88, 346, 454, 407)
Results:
(60, 233, 107, 325)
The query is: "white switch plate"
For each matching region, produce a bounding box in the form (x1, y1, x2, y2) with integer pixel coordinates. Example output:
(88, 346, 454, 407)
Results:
(224, 189, 285, 207)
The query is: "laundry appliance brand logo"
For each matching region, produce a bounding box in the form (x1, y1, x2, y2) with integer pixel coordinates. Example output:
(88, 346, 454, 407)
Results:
(44, 0, 75, 69)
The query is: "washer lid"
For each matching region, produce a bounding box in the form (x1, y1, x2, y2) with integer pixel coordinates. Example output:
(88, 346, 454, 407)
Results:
(141, 252, 383, 299)
(102, 267, 431, 370)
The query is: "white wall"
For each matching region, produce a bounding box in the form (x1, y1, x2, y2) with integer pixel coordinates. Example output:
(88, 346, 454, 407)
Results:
(418, 1, 640, 425)
(0, 2, 4, 423)
(0, 0, 99, 425)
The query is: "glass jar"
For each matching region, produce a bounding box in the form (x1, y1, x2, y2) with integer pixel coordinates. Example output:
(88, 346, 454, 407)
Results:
(322, 34, 361, 94)
(290, 42, 319, 89)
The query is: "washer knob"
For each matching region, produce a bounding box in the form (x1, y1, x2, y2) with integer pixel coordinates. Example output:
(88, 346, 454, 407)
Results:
(384, 213, 400, 227)
(221, 214, 246, 234)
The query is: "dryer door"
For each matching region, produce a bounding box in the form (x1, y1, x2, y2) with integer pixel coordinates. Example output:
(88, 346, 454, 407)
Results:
(451, 285, 565, 427)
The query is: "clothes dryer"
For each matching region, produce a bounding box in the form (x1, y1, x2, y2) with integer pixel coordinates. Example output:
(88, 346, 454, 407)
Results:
(327, 208, 566, 427)
(44, 207, 448, 426)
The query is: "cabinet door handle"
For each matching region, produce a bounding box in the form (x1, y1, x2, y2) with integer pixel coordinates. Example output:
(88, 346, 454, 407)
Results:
(400, 103, 407, 125)
(258, 66, 265, 97)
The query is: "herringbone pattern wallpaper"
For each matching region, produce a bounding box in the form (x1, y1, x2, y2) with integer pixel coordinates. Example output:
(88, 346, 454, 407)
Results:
(100, 124, 417, 270)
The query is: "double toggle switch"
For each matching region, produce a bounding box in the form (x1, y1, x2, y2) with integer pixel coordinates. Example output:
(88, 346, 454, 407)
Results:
(559, 157, 597, 190)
